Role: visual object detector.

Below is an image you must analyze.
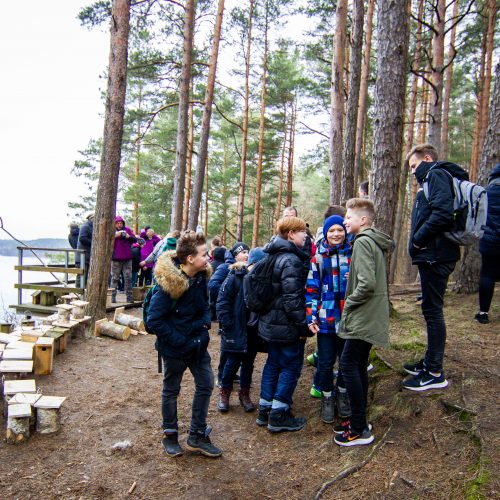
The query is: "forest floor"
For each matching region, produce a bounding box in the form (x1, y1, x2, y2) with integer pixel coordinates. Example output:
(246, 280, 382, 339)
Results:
(0, 291, 498, 499)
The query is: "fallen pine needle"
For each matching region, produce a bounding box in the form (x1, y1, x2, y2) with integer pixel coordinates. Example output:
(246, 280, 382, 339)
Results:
(128, 481, 137, 494)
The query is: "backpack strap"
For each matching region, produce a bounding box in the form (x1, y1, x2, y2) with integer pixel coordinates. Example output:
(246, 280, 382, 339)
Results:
(422, 165, 454, 200)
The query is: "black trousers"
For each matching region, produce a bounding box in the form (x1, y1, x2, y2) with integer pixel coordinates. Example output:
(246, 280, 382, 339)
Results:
(479, 253, 499, 312)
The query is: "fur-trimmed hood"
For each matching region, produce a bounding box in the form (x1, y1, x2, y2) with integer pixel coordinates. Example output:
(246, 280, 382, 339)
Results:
(154, 251, 212, 299)
(229, 261, 248, 271)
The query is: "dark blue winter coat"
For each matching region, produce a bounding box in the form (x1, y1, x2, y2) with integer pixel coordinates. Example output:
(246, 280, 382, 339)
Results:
(409, 161, 467, 264)
(77, 219, 93, 265)
(258, 236, 310, 344)
(480, 164, 500, 257)
(208, 249, 235, 307)
(216, 262, 250, 353)
(147, 251, 212, 360)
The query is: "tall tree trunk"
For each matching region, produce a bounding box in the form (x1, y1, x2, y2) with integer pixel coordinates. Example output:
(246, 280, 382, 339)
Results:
(426, 0, 446, 154)
(204, 157, 209, 234)
(222, 144, 228, 245)
(390, 0, 423, 284)
(251, 2, 269, 248)
(275, 107, 287, 223)
(454, 62, 500, 293)
(170, 0, 196, 231)
(341, 0, 364, 202)
(188, 0, 225, 230)
(235, 0, 255, 242)
(86, 0, 131, 326)
(440, 0, 459, 158)
(371, 0, 410, 237)
(354, 0, 375, 189)
(182, 101, 194, 229)
(285, 97, 297, 207)
(133, 83, 142, 235)
(329, 0, 348, 205)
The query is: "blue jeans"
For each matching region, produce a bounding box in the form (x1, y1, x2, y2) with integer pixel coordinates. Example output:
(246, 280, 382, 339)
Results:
(314, 332, 345, 392)
(221, 350, 257, 390)
(340, 339, 372, 434)
(418, 261, 455, 373)
(161, 351, 214, 434)
(260, 341, 304, 407)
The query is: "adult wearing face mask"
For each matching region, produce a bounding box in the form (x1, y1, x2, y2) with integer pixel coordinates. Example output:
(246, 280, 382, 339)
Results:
(403, 143, 467, 392)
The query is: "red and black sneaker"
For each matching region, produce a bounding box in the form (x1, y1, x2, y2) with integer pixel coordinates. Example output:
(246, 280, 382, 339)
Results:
(334, 427, 374, 447)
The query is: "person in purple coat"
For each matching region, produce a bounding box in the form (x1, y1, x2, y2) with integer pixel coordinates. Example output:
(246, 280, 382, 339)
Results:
(111, 216, 137, 303)
(139, 227, 161, 286)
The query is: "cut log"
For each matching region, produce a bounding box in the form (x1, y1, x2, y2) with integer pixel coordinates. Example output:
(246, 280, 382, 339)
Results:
(113, 307, 144, 332)
(95, 319, 131, 341)
(6, 404, 31, 443)
(70, 300, 89, 319)
(35, 396, 65, 434)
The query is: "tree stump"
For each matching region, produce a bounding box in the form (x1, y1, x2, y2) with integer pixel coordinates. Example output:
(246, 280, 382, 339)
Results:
(34, 396, 66, 434)
(95, 319, 131, 341)
(113, 307, 144, 332)
(6, 404, 31, 443)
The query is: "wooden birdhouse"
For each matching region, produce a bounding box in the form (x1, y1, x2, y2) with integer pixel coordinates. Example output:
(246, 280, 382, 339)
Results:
(6, 403, 32, 443)
(0, 322, 13, 334)
(34, 337, 54, 375)
(56, 304, 73, 323)
(70, 300, 89, 320)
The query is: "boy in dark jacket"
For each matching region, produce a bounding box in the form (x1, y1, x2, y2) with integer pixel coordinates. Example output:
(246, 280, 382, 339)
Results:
(76, 212, 94, 287)
(403, 144, 464, 391)
(335, 198, 393, 446)
(147, 231, 222, 458)
(256, 217, 310, 433)
(476, 164, 500, 324)
(216, 247, 266, 413)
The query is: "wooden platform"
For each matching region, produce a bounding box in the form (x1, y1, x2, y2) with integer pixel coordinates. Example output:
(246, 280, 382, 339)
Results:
(9, 301, 143, 317)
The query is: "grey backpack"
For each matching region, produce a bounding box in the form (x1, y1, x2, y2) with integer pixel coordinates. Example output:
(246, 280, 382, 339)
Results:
(423, 169, 488, 245)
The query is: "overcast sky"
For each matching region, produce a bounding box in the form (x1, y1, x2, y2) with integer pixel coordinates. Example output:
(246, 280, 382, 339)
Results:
(0, 1, 109, 240)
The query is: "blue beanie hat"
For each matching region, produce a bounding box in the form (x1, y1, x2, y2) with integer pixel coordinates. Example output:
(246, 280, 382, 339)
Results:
(248, 247, 266, 266)
(323, 215, 346, 240)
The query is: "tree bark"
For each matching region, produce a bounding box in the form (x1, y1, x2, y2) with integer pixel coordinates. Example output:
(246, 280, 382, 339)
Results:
(354, 0, 375, 188)
(133, 83, 142, 235)
(440, 0, 459, 159)
(275, 107, 288, 223)
(86, 0, 131, 328)
(341, 0, 364, 202)
(170, 0, 196, 231)
(235, 0, 255, 242)
(182, 100, 194, 229)
(371, 0, 410, 237)
(454, 62, 500, 293)
(188, 0, 225, 230)
(329, 0, 347, 205)
(285, 97, 297, 207)
(426, 0, 446, 154)
(251, 2, 269, 248)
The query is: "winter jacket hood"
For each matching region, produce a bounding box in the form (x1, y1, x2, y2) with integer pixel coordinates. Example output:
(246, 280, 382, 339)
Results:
(223, 249, 236, 264)
(414, 160, 468, 185)
(115, 215, 125, 224)
(213, 246, 226, 262)
(154, 251, 212, 300)
(338, 227, 393, 348)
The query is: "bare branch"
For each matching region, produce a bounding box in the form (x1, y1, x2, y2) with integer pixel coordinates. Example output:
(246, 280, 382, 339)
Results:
(213, 102, 244, 131)
(298, 121, 329, 139)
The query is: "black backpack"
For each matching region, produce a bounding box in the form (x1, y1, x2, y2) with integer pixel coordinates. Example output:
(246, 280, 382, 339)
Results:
(243, 253, 279, 314)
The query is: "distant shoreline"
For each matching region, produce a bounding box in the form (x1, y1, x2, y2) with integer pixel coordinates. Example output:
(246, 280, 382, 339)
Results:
(0, 239, 69, 257)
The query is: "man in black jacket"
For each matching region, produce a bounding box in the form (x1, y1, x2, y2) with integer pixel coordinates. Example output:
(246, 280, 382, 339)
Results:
(147, 231, 222, 458)
(403, 143, 465, 392)
(76, 213, 94, 287)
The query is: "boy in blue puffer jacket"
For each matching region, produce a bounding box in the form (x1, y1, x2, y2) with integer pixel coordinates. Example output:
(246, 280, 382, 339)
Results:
(306, 215, 352, 424)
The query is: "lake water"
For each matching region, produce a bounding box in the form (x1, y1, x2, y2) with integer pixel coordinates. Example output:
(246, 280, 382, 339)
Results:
(0, 255, 71, 321)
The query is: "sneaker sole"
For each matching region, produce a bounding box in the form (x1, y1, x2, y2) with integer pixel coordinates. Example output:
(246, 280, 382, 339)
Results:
(403, 379, 449, 391)
(334, 434, 375, 447)
(256, 418, 268, 426)
(322, 417, 335, 424)
(267, 423, 305, 433)
(333, 423, 372, 435)
(185, 443, 222, 458)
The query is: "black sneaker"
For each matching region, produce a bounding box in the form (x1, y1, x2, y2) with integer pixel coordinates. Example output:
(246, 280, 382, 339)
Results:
(267, 408, 306, 433)
(334, 428, 374, 447)
(320, 396, 335, 424)
(256, 407, 271, 426)
(186, 427, 222, 458)
(162, 432, 183, 457)
(336, 389, 351, 419)
(333, 420, 372, 435)
(402, 370, 448, 391)
(475, 312, 489, 324)
(403, 358, 426, 376)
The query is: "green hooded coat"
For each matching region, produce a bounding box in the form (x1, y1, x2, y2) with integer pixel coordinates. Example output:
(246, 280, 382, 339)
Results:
(338, 227, 394, 348)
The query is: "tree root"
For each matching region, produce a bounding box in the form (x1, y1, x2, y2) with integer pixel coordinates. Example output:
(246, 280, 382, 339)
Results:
(315, 424, 393, 499)
(373, 351, 397, 371)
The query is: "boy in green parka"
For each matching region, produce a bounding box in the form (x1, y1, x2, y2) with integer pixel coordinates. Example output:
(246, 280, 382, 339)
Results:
(334, 198, 394, 447)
